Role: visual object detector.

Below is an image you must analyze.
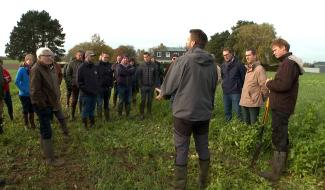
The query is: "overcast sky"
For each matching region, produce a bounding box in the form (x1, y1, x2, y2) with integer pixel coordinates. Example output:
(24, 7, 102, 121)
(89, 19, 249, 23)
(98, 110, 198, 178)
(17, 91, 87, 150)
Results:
(0, 0, 324, 62)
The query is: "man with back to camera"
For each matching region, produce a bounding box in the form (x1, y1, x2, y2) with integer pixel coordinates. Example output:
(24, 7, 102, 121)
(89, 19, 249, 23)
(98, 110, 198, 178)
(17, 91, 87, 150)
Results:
(156, 29, 216, 189)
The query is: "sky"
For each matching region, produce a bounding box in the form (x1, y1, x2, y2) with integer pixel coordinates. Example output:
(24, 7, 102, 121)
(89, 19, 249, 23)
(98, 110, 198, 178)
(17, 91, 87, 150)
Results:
(0, 0, 324, 63)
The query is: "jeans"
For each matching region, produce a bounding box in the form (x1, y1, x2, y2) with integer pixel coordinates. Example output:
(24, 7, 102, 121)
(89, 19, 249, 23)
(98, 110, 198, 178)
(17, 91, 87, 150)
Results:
(272, 109, 291, 152)
(117, 85, 132, 115)
(223, 93, 242, 122)
(19, 96, 34, 114)
(140, 86, 154, 114)
(81, 95, 97, 119)
(97, 88, 111, 113)
(35, 106, 53, 139)
(242, 106, 260, 125)
(173, 117, 210, 166)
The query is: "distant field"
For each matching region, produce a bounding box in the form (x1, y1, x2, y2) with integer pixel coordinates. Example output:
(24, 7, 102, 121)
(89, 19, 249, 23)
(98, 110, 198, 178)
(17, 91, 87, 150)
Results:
(3, 59, 20, 70)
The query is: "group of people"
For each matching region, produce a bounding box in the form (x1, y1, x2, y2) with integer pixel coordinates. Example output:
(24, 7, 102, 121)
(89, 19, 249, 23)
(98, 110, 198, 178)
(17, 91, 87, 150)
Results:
(157, 30, 303, 189)
(0, 28, 303, 189)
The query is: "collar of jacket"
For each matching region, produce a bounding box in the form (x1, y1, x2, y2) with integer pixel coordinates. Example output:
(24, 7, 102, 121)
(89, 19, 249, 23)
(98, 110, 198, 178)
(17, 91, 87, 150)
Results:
(85, 61, 94, 67)
(278, 52, 292, 62)
(246, 61, 260, 72)
(187, 46, 202, 54)
(100, 61, 110, 65)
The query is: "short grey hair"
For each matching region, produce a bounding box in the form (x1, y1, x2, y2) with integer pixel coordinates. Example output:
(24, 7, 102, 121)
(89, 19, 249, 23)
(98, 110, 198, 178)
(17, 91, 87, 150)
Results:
(36, 47, 54, 59)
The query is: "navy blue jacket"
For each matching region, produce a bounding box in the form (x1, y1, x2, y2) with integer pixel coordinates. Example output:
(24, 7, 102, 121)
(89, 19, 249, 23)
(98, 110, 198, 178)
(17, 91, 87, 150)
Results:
(98, 61, 113, 91)
(116, 64, 136, 87)
(221, 57, 246, 95)
(77, 62, 100, 96)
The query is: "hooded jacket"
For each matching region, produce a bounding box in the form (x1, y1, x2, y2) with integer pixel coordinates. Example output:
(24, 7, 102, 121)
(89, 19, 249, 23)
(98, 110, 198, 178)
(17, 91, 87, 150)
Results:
(161, 46, 217, 121)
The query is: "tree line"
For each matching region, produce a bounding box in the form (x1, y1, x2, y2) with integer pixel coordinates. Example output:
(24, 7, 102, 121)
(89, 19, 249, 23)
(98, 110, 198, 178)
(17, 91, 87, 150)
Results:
(5, 10, 277, 65)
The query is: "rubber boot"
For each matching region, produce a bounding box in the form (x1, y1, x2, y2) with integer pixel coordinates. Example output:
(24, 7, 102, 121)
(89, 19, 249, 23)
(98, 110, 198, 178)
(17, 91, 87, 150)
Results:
(174, 165, 187, 190)
(147, 101, 152, 116)
(58, 119, 69, 136)
(79, 101, 83, 115)
(89, 117, 95, 128)
(9, 112, 14, 121)
(29, 113, 36, 129)
(104, 110, 110, 121)
(139, 103, 145, 120)
(23, 113, 29, 129)
(198, 159, 210, 190)
(259, 151, 287, 181)
(125, 104, 130, 118)
(118, 103, 123, 117)
(97, 108, 102, 120)
(0, 118, 3, 134)
(71, 106, 76, 121)
(0, 178, 5, 187)
(41, 138, 64, 166)
(82, 118, 88, 129)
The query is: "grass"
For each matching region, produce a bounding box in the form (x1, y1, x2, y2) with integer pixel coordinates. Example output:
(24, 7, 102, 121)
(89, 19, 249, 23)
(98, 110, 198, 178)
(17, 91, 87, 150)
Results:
(0, 70, 324, 189)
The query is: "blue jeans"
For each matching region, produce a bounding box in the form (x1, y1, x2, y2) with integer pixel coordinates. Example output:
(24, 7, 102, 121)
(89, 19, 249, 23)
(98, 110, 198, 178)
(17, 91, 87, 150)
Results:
(223, 93, 242, 122)
(81, 95, 97, 119)
(241, 106, 260, 125)
(35, 106, 53, 139)
(19, 96, 34, 114)
(117, 85, 132, 115)
(97, 88, 111, 113)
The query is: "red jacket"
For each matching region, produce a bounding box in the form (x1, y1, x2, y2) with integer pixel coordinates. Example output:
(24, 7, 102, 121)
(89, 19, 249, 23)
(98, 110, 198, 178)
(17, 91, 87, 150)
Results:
(3, 68, 11, 92)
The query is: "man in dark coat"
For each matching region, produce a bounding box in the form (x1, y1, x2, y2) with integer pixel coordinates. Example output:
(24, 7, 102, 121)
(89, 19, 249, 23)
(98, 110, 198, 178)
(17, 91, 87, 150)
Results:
(259, 38, 303, 181)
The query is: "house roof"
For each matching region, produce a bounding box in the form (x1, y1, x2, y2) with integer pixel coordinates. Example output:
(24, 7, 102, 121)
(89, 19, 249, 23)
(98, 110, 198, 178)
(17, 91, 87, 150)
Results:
(314, 62, 325, 65)
(155, 47, 186, 52)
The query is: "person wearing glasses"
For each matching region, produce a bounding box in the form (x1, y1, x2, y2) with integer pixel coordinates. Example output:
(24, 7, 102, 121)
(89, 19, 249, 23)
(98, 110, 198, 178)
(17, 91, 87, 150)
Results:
(221, 47, 246, 122)
(30, 47, 64, 166)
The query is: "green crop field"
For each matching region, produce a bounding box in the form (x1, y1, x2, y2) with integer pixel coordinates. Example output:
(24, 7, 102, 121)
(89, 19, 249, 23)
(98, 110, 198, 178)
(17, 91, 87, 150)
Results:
(0, 70, 324, 189)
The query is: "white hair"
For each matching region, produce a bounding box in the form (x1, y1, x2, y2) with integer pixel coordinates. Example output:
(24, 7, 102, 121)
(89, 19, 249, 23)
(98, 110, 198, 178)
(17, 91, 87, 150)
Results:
(36, 47, 54, 60)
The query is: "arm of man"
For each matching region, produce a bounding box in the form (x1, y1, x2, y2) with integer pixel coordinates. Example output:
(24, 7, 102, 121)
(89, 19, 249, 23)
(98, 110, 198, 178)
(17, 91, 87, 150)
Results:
(266, 61, 300, 92)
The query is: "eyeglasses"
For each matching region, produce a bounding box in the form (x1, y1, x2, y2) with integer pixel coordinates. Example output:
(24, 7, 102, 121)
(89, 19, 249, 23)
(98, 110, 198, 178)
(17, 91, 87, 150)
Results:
(41, 55, 52, 57)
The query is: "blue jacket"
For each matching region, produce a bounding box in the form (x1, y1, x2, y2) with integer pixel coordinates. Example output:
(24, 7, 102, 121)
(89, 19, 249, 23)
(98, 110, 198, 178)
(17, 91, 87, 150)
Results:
(221, 57, 246, 95)
(15, 66, 30, 96)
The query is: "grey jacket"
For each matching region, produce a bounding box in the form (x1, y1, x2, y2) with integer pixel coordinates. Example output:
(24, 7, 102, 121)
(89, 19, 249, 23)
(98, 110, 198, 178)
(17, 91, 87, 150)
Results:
(161, 47, 217, 121)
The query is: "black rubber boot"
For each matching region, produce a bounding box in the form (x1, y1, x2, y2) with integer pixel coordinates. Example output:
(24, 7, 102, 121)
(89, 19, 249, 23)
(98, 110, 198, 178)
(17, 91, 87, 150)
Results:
(89, 117, 95, 128)
(41, 138, 64, 166)
(198, 159, 210, 190)
(259, 151, 287, 181)
(29, 113, 36, 129)
(0, 118, 3, 134)
(174, 165, 187, 190)
(0, 178, 5, 186)
(82, 118, 88, 129)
